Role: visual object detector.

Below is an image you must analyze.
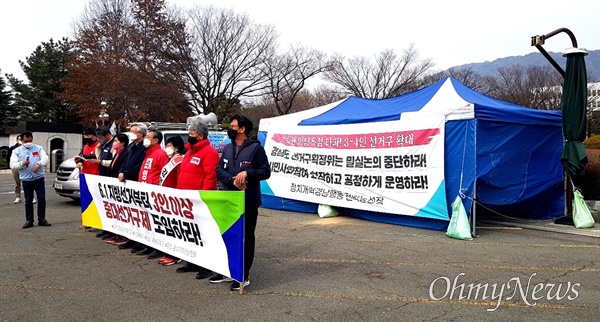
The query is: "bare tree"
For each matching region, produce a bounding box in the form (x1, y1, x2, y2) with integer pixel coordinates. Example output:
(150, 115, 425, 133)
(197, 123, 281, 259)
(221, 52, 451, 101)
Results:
(483, 65, 563, 110)
(419, 67, 490, 94)
(261, 45, 330, 115)
(323, 44, 434, 99)
(62, 0, 191, 127)
(180, 6, 278, 115)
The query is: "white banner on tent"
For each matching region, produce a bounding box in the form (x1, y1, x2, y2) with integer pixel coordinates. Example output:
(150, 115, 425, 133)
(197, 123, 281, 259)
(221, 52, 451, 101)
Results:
(263, 118, 448, 219)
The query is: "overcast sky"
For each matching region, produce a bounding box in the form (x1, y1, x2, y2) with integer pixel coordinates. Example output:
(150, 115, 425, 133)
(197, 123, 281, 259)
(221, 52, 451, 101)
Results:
(1, 0, 599, 82)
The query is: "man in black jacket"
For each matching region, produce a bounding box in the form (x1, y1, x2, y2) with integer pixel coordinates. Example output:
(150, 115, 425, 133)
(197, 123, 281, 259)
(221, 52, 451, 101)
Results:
(93, 126, 115, 177)
(210, 115, 271, 291)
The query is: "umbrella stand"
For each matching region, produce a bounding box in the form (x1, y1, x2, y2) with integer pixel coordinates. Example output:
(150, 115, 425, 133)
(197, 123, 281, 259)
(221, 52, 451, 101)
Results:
(531, 28, 588, 223)
(531, 27, 579, 77)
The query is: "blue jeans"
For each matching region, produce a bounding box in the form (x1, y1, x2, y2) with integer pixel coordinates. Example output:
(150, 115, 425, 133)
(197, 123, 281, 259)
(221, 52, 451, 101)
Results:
(22, 178, 46, 223)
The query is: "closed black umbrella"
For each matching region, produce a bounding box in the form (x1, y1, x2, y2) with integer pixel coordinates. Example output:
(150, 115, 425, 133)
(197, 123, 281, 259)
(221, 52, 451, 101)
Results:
(560, 48, 588, 176)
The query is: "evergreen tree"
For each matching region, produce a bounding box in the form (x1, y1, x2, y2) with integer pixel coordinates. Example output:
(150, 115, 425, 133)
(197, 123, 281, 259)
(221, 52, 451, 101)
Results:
(0, 70, 18, 132)
(7, 38, 80, 124)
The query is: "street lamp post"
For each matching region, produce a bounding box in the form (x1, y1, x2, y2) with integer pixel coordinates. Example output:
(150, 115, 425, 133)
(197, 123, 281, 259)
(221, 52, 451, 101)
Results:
(99, 101, 109, 126)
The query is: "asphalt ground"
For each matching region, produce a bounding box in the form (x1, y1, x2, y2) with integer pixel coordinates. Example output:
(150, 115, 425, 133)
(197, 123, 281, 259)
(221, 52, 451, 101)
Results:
(1, 173, 599, 321)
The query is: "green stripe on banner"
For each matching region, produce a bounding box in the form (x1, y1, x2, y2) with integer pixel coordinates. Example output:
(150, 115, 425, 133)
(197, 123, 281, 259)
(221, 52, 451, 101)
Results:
(200, 191, 245, 235)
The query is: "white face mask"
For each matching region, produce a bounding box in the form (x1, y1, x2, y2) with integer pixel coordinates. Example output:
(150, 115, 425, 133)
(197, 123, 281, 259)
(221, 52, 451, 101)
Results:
(165, 147, 174, 157)
(23, 142, 33, 149)
(143, 138, 151, 148)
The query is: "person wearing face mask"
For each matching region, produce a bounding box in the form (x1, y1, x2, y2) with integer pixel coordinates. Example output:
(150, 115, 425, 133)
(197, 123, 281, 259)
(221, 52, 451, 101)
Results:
(211, 114, 271, 291)
(92, 126, 115, 177)
(107, 133, 130, 178)
(108, 123, 149, 248)
(117, 123, 148, 182)
(133, 129, 170, 258)
(8, 135, 23, 204)
(10, 132, 50, 229)
(158, 136, 186, 188)
(174, 120, 219, 277)
(96, 133, 129, 241)
(75, 127, 101, 175)
(156, 136, 187, 266)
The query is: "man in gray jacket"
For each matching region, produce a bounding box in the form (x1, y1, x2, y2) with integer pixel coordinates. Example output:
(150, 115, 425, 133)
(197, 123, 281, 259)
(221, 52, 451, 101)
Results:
(10, 132, 50, 229)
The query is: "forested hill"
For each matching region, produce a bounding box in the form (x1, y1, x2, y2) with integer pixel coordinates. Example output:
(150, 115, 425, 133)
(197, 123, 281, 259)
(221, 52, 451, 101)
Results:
(453, 49, 599, 79)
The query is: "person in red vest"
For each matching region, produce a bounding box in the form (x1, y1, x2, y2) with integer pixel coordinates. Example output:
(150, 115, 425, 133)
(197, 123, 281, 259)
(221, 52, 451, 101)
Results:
(135, 129, 170, 258)
(174, 120, 219, 278)
(75, 127, 100, 175)
(157, 136, 187, 266)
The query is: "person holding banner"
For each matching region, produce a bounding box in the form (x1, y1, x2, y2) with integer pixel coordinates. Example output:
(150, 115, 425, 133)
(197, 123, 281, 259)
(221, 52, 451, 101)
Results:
(93, 126, 115, 177)
(96, 133, 128, 240)
(135, 130, 170, 258)
(174, 120, 219, 277)
(108, 123, 148, 247)
(157, 136, 186, 266)
(211, 115, 271, 291)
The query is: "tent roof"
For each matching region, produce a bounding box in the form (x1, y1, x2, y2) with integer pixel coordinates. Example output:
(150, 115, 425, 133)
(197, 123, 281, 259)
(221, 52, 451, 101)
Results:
(298, 77, 562, 126)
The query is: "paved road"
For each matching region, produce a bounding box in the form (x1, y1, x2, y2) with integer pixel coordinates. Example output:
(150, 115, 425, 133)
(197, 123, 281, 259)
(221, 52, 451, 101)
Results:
(1, 173, 599, 321)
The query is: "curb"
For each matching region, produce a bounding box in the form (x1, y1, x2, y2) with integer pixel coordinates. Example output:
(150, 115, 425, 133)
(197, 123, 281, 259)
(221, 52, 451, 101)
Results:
(480, 219, 600, 238)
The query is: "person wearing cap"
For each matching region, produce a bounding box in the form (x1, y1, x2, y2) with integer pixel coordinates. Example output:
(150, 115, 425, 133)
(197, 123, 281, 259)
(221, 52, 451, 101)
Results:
(75, 127, 100, 175)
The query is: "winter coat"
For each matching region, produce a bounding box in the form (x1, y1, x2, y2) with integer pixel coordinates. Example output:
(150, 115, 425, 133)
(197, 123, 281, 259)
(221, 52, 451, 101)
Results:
(118, 141, 146, 181)
(217, 139, 271, 208)
(177, 139, 219, 190)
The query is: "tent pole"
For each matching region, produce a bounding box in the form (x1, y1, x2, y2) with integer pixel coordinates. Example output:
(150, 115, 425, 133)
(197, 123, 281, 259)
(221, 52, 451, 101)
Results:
(472, 179, 477, 238)
(471, 119, 477, 238)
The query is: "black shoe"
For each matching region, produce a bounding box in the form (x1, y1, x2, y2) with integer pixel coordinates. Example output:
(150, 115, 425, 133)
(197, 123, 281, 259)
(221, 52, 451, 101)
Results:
(209, 274, 234, 284)
(195, 268, 213, 279)
(230, 279, 250, 291)
(38, 220, 51, 227)
(101, 232, 115, 240)
(130, 243, 145, 253)
(176, 263, 201, 273)
(22, 221, 34, 229)
(136, 247, 153, 256)
(96, 230, 108, 238)
(118, 240, 137, 249)
(146, 250, 163, 259)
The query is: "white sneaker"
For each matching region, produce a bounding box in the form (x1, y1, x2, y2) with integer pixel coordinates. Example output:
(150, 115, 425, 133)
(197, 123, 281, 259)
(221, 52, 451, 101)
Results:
(33, 199, 37, 204)
(13, 197, 21, 204)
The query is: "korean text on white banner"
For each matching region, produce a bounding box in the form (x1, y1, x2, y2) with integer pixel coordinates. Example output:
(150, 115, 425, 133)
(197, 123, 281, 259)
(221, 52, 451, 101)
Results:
(263, 117, 448, 220)
(80, 174, 245, 282)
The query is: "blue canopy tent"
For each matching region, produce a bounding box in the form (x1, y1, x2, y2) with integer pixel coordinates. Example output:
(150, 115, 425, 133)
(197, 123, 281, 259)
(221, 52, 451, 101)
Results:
(258, 77, 564, 231)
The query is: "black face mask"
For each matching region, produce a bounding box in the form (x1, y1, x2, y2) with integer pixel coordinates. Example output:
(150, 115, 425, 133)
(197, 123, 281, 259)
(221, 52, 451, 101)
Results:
(188, 136, 198, 145)
(83, 138, 93, 145)
(227, 128, 238, 141)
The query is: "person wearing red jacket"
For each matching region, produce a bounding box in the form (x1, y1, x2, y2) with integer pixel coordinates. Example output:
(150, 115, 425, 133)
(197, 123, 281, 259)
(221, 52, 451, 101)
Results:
(135, 129, 170, 259)
(175, 120, 219, 277)
(138, 130, 170, 185)
(75, 127, 100, 175)
(176, 124, 219, 190)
